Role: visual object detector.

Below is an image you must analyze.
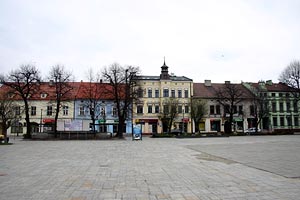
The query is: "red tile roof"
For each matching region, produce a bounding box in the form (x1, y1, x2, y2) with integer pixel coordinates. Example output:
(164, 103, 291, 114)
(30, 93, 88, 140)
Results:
(75, 82, 115, 100)
(0, 81, 126, 101)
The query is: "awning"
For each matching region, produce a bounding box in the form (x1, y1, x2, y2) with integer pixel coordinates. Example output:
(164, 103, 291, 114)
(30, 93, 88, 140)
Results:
(43, 118, 55, 123)
(135, 119, 158, 123)
(234, 117, 243, 122)
(182, 118, 189, 123)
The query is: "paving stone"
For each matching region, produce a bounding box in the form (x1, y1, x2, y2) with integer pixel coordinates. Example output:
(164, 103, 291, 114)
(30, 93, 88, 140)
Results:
(1, 135, 300, 200)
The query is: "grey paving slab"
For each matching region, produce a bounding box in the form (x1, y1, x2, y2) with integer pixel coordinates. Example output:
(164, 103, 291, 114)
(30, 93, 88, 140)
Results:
(185, 135, 300, 178)
(0, 135, 300, 200)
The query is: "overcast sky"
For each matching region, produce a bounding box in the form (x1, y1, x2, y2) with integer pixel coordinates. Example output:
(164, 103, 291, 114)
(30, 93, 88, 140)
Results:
(0, 0, 299, 83)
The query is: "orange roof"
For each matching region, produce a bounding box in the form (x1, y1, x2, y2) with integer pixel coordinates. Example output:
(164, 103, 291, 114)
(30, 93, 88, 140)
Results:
(75, 82, 116, 100)
(0, 81, 127, 101)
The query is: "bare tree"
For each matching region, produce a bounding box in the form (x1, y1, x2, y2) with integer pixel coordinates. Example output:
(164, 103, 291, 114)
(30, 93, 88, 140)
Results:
(0, 64, 41, 138)
(83, 68, 103, 134)
(249, 84, 270, 132)
(160, 98, 180, 133)
(0, 87, 17, 143)
(279, 60, 300, 101)
(102, 63, 140, 138)
(279, 60, 300, 89)
(215, 83, 244, 134)
(48, 65, 73, 137)
(191, 99, 207, 133)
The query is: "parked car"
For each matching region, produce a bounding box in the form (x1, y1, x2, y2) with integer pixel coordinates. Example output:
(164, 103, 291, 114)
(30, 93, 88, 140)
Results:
(170, 129, 182, 136)
(245, 127, 261, 135)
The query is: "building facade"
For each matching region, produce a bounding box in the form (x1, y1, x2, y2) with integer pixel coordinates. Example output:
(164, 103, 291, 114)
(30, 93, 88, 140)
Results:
(243, 80, 300, 133)
(132, 61, 193, 134)
(193, 80, 256, 133)
(73, 81, 132, 134)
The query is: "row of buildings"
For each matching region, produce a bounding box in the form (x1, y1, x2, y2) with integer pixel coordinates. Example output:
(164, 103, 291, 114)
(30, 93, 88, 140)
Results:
(1, 61, 299, 135)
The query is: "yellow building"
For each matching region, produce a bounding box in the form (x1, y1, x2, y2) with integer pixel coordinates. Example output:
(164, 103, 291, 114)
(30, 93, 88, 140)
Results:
(133, 61, 193, 134)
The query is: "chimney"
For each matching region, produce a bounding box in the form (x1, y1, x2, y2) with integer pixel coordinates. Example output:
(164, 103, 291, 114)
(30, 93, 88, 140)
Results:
(204, 80, 211, 86)
(100, 79, 103, 83)
(266, 80, 273, 85)
(225, 81, 230, 84)
(49, 80, 54, 86)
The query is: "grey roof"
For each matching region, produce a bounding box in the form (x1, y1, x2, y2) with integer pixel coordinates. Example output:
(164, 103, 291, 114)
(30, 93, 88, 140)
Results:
(135, 75, 192, 81)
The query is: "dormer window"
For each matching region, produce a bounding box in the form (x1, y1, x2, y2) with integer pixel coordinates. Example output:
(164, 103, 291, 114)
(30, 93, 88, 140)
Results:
(8, 93, 15, 98)
(41, 93, 47, 98)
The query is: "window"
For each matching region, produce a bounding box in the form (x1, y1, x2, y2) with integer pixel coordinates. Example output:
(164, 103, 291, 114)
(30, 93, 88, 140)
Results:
(14, 106, 20, 115)
(233, 106, 237, 114)
(295, 116, 299, 126)
(224, 105, 230, 114)
(287, 116, 292, 126)
(47, 106, 52, 116)
(137, 105, 143, 114)
(63, 106, 68, 116)
(280, 117, 284, 126)
(273, 117, 278, 126)
(250, 105, 255, 116)
(178, 90, 182, 98)
(79, 105, 85, 116)
(100, 107, 106, 117)
(155, 89, 159, 98)
(171, 89, 175, 98)
(155, 105, 159, 113)
(184, 89, 189, 98)
(272, 102, 276, 112)
(163, 105, 169, 114)
(210, 105, 214, 115)
(171, 105, 177, 113)
(41, 93, 47, 98)
(272, 93, 276, 97)
(279, 93, 283, 97)
(184, 105, 189, 113)
(216, 105, 221, 115)
(148, 105, 152, 113)
(31, 106, 36, 116)
(238, 106, 243, 115)
(112, 107, 117, 117)
(279, 102, 284, 113)
(294, 101, 298, 113)
(148, 89, 152, 98)
(178, 105, 183, 113)
(286, 102, 291, 112)
(137, 88, 143, 98)
(163, 89, 169, 97)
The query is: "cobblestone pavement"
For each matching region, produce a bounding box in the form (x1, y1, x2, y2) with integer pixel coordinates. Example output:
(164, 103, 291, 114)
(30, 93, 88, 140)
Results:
(1, 135, 300, 200)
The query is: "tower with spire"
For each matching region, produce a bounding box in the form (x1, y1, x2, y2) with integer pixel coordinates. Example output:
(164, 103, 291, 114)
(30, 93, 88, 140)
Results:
(160, 57, 170, 80)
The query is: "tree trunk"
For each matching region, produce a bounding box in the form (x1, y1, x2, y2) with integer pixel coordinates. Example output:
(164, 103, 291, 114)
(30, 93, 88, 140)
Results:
(24, 101, 31, 138)
(1, 121, 8, 143)
(115, 115, 124, 138)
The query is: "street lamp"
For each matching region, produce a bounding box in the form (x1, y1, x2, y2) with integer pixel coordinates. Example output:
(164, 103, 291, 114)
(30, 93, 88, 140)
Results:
(190, 95, 193, 134)
(182, 107, 185, 133)
(40, 109, 43, 133)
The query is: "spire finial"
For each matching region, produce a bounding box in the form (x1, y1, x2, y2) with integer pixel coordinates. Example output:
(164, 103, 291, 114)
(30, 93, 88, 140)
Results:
(163, 56, 166, 66)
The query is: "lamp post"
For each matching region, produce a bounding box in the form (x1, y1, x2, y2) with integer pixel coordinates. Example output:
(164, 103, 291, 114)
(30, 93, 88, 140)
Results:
(182, 107, 185, 133)
(190, 95, 193, 134)
(40, 109, 43, 133)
